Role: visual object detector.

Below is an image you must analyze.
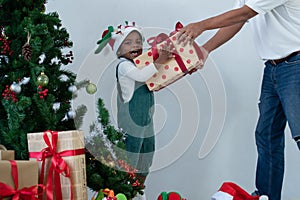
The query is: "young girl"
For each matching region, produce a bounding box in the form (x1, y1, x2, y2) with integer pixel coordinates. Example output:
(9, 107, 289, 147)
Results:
(95, 21, 172, 199)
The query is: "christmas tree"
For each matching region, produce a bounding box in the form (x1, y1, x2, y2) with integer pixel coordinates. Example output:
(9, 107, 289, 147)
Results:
(0, 0, 87, 160)
(85, 98, 145, 199)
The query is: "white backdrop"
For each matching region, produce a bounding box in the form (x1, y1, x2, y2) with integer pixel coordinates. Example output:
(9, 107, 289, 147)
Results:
(46, 1, 300, 200)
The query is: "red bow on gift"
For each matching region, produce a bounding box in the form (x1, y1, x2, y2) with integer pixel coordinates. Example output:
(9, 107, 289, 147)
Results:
(146, 22, 201, 75)
(0, 160, 45, 200)
(29, 130, 85, 200)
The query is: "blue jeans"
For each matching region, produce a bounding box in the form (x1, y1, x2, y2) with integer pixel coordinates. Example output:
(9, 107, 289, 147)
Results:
(255, 53, 300, 200)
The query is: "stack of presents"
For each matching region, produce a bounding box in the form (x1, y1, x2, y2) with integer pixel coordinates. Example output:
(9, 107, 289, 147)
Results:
(0, 130, 87, 200)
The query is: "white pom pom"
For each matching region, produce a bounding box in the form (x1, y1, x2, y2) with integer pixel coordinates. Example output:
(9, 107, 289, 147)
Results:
(259, 195, 269, 200)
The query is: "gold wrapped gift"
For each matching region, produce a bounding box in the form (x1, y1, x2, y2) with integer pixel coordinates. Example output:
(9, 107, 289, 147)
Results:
(133, 23, 204, 91)
(0, 160, 40, 199)
(0, 144, 15, 160)
(27, 130, 87, 200)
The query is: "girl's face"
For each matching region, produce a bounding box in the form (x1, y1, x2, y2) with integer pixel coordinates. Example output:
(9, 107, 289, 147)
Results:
(117, 31, 143, 60)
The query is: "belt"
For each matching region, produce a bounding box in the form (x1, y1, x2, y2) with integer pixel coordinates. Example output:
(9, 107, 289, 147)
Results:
(269, 50, 300, 65)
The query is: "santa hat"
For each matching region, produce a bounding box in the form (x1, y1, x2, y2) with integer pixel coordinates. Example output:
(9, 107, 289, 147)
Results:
(95, 21, 143, 55)
(211, 182, 268, 200)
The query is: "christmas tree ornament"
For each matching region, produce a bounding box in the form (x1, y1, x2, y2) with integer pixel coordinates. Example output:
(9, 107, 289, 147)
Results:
(116, 193, 127, 200)
(65, 50, 74, 63)
(2, 85, 18, 102)
(37, 85, 48, 99)
(10, 82, 21, 94)
(86, 82, 97, 94)
(68, 85, 77, 93)
(64, 40, 70, 47)
(20, 77, 30, 85)
(38, 54, 46, 64)
(0, 28, 13, 55)
(67, 110, 76, 119)
(92, 190, 104, 200)
(59, 74, 70, 82)
(22, 32, 32, 61)
(52, 102, 61, 112)
(37, 72, 49, 86)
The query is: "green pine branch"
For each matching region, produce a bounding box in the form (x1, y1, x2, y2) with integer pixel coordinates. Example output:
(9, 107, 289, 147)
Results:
(85, 98, 144, 198)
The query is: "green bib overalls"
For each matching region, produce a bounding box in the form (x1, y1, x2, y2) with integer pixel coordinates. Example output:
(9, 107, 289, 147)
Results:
(116, 60, 155, 176)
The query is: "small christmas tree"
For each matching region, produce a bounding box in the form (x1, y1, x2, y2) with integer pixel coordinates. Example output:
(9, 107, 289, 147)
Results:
(85, 98, 145, 199)
(0, 0, 86, 159)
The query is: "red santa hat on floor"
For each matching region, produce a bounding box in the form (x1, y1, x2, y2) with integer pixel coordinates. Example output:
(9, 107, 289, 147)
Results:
(211, 182, 268, 200)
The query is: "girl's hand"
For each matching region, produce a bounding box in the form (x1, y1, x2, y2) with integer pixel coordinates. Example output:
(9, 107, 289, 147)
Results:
(154, 43, 175, 67)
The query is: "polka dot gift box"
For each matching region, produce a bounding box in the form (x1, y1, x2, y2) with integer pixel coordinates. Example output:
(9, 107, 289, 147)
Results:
(133, 22, 204, 91)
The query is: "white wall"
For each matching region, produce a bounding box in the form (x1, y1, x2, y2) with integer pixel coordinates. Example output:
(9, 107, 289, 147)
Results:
(46, 1, 300, 199)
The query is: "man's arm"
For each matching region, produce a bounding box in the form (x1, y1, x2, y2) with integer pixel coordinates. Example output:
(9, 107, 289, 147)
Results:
(203, 22, 245, 53)
(178, 5, 257, 41)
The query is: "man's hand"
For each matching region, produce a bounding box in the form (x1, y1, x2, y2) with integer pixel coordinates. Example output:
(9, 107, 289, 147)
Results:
(177, 22, 204, 46)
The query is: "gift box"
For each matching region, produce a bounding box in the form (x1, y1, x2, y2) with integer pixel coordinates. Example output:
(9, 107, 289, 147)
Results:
(27, 130, 87, 200)
(0, 144, 14, 160)
(133, 22, 204, 91)
(0, 160, 42, 200)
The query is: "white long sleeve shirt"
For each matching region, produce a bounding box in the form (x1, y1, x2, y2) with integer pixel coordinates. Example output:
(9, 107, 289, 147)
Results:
(117, 57, 158, 103)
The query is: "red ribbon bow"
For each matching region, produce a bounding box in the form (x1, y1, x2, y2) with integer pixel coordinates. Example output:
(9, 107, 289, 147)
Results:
(146, 22, 189, 74)
(29, 130, 85, 200)
(0, 160, 45, 200)
(146, 22, 204, 77)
